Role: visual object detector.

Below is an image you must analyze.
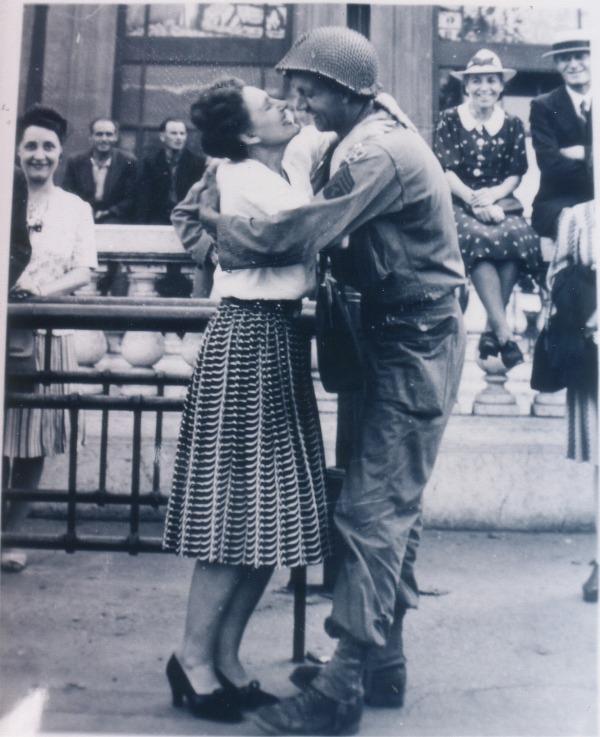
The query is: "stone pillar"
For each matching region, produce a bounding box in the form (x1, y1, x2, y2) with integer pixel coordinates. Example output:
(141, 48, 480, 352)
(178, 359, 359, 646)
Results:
(531, 389, 566, 417)
(473, 356, 520, 416)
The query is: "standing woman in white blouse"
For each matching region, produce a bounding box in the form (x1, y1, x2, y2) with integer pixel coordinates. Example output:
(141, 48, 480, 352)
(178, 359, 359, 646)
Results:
(162, 79, 329, 723)
(2, 107, 97, 572)
(434, 50, 542, 370)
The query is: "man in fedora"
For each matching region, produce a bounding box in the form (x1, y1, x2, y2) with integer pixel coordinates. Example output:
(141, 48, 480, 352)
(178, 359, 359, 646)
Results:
(530, 30, 593, 241)
(196, 26, 466, 735)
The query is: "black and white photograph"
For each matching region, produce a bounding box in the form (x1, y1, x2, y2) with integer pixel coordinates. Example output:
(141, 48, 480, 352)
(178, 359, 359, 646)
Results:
(0, 1, 597, 735)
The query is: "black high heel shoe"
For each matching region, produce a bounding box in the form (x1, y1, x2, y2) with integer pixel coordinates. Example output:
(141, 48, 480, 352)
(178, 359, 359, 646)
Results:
(478, 331, 501, 360)
(499, 340, 524, 370)
(165, 654, 243, 723)
(215, 667, 279, 710)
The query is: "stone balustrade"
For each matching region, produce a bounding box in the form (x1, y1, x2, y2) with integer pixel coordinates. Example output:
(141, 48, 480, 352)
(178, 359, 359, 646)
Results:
(75, 224, 563, 417)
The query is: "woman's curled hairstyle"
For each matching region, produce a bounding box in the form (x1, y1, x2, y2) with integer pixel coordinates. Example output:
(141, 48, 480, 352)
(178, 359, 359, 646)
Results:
(16, 105, 68, 145)
(190, 78, 251, 161)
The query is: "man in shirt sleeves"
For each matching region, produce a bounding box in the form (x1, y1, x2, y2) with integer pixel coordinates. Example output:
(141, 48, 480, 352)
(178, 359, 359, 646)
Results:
(530, 30, 593, 244)
(62, 117, 137, 295)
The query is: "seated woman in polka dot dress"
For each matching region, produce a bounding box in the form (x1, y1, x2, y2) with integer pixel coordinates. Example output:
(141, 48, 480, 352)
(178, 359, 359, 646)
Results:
(434, 49, 542, 369)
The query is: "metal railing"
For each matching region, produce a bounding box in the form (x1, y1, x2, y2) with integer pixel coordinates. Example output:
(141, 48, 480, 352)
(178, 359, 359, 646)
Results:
(3, 296, 319, 661)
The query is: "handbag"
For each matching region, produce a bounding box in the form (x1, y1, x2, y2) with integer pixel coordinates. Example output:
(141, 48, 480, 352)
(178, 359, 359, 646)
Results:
(496, 196, 524, 215)
(315, 253, 364, 393)
(6, 328, 37, 392)
(531, 263, 597, 392)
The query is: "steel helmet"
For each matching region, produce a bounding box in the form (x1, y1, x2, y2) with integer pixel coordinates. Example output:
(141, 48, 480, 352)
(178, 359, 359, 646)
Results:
(276, 26, 380, 97)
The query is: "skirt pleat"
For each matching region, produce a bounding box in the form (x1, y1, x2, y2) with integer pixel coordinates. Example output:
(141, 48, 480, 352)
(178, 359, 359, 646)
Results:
(4, 333, 77, 459)
(566, 386, 598, 465)
(163, 300, 329, 568)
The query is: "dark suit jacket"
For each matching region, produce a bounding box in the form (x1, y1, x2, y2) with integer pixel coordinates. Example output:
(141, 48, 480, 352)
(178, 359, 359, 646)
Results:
(62, 148, 138, 223)
(137, 147, 206, 224)
(530, 85, 594, 238)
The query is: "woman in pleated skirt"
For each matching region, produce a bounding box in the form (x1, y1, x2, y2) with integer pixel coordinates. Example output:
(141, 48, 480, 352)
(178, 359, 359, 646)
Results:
(3, 107, 96, 573)
(162, 79, 330, 722)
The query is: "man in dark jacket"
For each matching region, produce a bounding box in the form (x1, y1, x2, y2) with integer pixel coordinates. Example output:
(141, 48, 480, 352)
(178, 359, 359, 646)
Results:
(62, 118, 138, 223)
(530, 30, 593, 240)
(137, 118, 206, 224)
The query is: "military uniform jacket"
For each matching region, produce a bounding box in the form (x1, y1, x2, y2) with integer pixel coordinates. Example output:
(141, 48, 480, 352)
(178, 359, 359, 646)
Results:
(217, 106, 465, 308)
(530, 85, 594, 238)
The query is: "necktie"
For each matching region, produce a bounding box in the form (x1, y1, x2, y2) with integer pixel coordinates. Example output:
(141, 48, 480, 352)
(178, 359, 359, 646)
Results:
(580, 100, 592, 143)
(168, 152, 181, 206)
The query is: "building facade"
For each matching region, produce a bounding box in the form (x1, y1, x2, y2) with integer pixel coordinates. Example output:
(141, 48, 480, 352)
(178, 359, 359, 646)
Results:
(18, 3, 589, 166)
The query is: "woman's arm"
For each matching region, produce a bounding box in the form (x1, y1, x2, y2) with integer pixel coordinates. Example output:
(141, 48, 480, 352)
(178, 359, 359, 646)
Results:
(444, 170, 505, 222)
(444, 170, 475, 207)
(171, 173, 219, 268)
(16, 267, 92, 297)
(470, 175, 522, 207)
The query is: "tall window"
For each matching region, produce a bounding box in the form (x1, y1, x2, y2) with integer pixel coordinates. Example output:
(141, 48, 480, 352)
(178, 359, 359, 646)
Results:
(114, 3, 291, 156)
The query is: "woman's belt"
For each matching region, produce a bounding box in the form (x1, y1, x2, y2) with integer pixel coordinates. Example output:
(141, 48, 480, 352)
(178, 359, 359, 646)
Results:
(221, 297, 302, 318)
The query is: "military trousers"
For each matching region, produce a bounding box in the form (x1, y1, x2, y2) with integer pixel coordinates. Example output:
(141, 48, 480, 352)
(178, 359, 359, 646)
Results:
(324, 293, 466, 648)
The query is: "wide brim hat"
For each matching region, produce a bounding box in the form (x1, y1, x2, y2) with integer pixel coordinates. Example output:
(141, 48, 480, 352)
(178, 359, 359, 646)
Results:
(542, 29, 591, 58)
(450, 49, 516, 82)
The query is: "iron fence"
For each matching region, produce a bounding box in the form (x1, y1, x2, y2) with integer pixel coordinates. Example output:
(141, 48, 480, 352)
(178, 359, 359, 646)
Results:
(3, 296, 319, 661)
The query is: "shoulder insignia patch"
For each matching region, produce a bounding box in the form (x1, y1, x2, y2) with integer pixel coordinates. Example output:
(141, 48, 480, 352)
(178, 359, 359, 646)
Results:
(344, 142, 367, 164)
(322, 165, 355, 200)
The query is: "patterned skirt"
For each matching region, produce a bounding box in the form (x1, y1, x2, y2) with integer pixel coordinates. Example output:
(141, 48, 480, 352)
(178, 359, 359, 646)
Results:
(163, 298, 330, 568)
(3, 333, 77, 459)
(566, 385, 598, 465)
(453, 203, 542, 277)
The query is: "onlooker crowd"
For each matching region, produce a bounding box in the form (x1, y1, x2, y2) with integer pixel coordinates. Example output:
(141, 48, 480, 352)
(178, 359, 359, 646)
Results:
(60, 116, 207, 226)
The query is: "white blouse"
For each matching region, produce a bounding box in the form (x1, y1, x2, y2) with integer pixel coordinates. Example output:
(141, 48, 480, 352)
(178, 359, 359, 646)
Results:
(211, 158, 315, 301)
(17, 187, 98, 292)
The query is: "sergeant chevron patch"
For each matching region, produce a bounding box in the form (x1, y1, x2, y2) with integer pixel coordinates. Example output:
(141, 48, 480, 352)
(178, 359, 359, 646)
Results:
(322, 165, 355, 200)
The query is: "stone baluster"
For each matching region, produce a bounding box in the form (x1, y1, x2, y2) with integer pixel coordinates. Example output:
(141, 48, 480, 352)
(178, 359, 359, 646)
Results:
(473, 356, 520, 416)
(529, 275, 566, 417)
(118, 265, 167, 395)
(73, 271, 108, 392)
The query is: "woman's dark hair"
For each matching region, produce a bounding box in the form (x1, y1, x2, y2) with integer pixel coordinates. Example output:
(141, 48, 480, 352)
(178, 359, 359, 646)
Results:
(17, 105, 68, 144)
(190, 78, 251, 161)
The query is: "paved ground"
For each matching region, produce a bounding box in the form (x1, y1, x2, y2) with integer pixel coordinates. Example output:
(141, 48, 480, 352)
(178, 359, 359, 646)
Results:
(0, 525, 597, 737)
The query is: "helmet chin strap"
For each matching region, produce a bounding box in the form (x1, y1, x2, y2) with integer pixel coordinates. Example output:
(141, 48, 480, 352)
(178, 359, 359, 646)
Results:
(340, 98, 374, 139)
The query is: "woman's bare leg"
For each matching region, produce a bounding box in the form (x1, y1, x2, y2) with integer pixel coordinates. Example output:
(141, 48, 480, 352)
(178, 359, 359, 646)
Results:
(179, 561, 241, 693)
(470, 261, 514, 345)
(497, 261, 521, 308)
(1, 456, 44, 571)
(215, 565, 274, 686)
